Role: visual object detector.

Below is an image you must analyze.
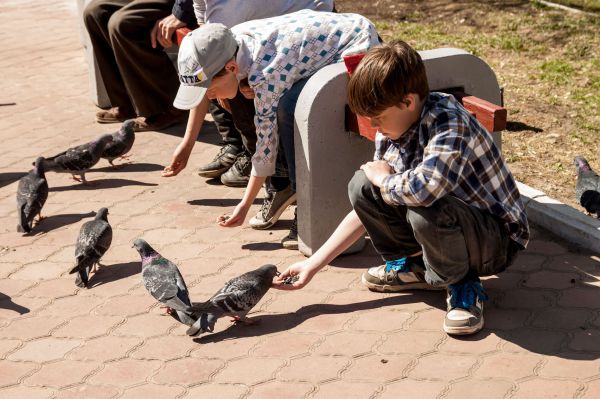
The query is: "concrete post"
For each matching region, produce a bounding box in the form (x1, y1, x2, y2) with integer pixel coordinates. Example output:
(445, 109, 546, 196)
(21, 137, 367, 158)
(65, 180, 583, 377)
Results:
(295, 48, 504, 256)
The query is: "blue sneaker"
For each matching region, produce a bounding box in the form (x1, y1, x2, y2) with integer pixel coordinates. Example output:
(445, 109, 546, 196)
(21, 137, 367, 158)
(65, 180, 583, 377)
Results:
(444, 278, 487, 335)
(361, 256, 443, 292)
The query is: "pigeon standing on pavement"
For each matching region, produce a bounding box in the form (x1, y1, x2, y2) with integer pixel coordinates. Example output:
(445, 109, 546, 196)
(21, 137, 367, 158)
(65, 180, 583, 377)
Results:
(16, 157, 48, 233)
(101, 119, 136, 167)
(185, 264, 279, 336)
(69, 207, 112, 287)
(574, 156, 600, 217)
(39, 134, 113, 184)
(133, 239, 197, 327)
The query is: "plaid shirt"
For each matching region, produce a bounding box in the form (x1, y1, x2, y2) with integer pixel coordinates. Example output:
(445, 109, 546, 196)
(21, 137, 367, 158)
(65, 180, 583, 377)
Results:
(376, 92, 529, 248)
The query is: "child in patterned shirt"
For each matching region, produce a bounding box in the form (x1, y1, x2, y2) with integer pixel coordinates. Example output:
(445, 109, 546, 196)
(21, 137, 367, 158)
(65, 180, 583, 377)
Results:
(274, 40, 529, 336)
(163, 10, 380, 248)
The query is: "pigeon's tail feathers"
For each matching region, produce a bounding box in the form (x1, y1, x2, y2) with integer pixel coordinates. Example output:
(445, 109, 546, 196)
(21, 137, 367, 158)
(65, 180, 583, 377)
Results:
(69, 257, 93, 274)
(186, 301, 216, 314)
(186, 313, 217, 336)
(17, 203, 31, 233)
(581, 190, 600, 216)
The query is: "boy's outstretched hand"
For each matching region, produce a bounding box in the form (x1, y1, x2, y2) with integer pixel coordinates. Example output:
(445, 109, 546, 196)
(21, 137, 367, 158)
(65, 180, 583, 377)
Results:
(272, 261, 318, 290)
(217, 203, 250, 227)
(162, 144, 192, 177)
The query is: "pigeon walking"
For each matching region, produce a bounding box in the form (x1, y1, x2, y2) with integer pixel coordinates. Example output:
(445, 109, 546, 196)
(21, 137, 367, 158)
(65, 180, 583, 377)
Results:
(101, 119, 136, 167)
(16, 157, 48, 233)
(133, 239, 197, 327)
(40, 134, 113, 184)
(186, 264, 279, 336)
(574, 156, 600, 217)
(69, 207, 112, 287)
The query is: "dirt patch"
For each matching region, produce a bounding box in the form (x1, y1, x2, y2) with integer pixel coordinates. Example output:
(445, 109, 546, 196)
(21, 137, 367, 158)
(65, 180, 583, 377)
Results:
(336, 0, 600, 214)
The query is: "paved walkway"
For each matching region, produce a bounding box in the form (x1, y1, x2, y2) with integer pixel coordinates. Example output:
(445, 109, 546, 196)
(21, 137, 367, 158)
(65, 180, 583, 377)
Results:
(1, 1, 600, 398)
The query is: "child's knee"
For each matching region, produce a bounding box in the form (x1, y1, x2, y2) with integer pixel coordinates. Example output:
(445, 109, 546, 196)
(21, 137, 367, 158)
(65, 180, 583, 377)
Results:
(348, 170, 372, 206)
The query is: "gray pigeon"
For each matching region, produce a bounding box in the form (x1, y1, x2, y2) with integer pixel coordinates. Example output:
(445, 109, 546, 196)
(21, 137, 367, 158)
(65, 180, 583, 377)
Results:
(574, 156, 600, 217)
(186, 264, 279, 336)
(16, 157, 48, 233)
(133, 239, 197, 327)
(101, 119, 136, 167)
(69, 207, 112, 287)
(40, 134, 113, 184)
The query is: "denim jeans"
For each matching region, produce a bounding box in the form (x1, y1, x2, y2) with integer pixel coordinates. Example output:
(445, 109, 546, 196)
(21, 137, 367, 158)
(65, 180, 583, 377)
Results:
(268, 77, 311, 193)
(348, 170, 521, 287)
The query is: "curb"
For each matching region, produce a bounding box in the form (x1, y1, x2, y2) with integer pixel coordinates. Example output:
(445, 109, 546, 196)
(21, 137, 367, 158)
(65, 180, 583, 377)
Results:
(517, 182, 600, 254)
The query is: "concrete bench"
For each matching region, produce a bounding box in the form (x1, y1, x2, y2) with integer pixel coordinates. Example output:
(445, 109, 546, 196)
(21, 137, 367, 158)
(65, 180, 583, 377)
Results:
(295, 48, 506, 256)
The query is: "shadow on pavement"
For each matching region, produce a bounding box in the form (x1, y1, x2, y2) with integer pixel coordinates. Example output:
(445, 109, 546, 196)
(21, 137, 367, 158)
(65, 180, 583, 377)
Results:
(188, 198, 263, 207)
(87, 261, 140, 288)
(0, 172, 27, 189)
(49, 178, 158, 192)
(92, 162, 164, 173)
(0, 292, 30, 315)
(25, 211, 96, 234)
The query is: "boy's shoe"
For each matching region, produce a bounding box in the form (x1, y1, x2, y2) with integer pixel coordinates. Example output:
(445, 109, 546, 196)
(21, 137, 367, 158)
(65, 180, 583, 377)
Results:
(281, 208, 298, 250)
(249, 186, 296, 229)
(221, 152, 251, 187)
(443, 278, 487, 335)
(197, 144, 242, 178)
(361, 257, 443, 292)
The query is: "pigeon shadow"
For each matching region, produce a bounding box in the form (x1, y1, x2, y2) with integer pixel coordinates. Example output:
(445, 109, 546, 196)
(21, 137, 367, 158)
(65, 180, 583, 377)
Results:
(87, 261, 140, 288)
(49, 178, 158, 192)
(0, 172, 27, 189)
(27, 211, 96, 234)
(194, 292, 446, 344)
(505, 121, 544, 133)
(0, 292, 30, 315)
(241, 242, 285, 251)
(187, 198, 263, 207)
(92, 162, 164, 173)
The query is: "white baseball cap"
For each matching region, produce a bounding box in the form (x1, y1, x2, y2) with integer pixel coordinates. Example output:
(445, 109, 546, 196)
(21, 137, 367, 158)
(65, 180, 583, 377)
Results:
(173, 24, 238, 110)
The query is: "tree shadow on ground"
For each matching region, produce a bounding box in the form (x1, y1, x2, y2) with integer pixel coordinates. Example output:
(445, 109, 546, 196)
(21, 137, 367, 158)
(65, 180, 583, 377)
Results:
(0, 172, 27, 189)
(25, 211, 96, 235)
(505, 121, 544, 133)
(49, 178, 158, 192)
(0, 292, 30, 315)
(92, 162, 164, 173)
(87, 261, 140, 288)
(187, 198, 263, 207)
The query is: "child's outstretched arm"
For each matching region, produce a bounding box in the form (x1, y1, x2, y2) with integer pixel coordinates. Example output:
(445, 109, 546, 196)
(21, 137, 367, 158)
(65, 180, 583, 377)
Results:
(272, 210, 366, 290)
(162, 96, 210, 177)
(217, 175, 266, 227)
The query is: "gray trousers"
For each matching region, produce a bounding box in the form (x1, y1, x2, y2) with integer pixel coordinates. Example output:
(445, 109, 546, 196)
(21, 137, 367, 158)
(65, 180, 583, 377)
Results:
(348, 170, 520, 287)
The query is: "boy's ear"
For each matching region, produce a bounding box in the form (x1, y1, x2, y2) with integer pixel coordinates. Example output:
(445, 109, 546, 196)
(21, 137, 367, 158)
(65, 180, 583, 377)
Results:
(225, 58, 239, 74)
(404, 93, 419, 111)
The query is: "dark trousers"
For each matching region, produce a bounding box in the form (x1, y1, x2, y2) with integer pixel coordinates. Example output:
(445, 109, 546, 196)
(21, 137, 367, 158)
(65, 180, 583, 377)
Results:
(210, 90, 257, 155)
(348, 170, 520, 287)
(83, 0, 178, 117)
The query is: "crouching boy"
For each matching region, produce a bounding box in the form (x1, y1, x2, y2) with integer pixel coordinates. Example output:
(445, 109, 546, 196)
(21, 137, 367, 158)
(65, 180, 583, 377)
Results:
(273, 40, 529, 335)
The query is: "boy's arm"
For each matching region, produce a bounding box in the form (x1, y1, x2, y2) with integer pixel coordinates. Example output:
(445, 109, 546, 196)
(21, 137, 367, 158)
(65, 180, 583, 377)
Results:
(162, 96, 210, 177)
(272, 210, 366, 290)
(217, 174, 266, 227)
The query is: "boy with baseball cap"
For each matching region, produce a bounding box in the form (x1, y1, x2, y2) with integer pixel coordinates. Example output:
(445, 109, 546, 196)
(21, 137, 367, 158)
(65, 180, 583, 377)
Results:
(163, 10, 380, 248)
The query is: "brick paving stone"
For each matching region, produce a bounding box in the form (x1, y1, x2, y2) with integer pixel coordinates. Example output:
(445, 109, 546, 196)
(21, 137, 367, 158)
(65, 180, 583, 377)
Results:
(378, 331, 446, 355)
(9, 261, 69, 281)
(251, 332, 321, 357)
(502, 328, 567, 354)
(0, 315, 69, 340)
(213, 357, 285, 384)
(497, 288, 554, 309)
(567, 328, 600, 352)
(312, 381, 381, 398)
(507, 253, 546, 273)
(278, 355, 350, 383)
(152, 357, 224, 386)
(445, 379, 514, 399)
(483, 308, 531, 330)
(24, 359, 99, 389)
(183, 383, 249, 398)
(261, 291, 329, 314)
(53, 384, 120, 399)
(112, 314, 176, 338)
(312, 331, 381, 357)
(93, 295, 154, 317)
(511, 378, 581, 399)
(119, 383, 185, 399)
(291, 312, 356, 334)
(0, 359, 39, 387)
(406, 308, 448, 331)
(482, 272, 523, 290)
(439, 333, 502, 354)
(0, 385, 54, 399)
(131, 335, 197, 361)
(537, 354, 600, 379)
(526, 240, 569, 256)
(524, 270, 581, 290)
(8, 338, 82, 363)
(0, 339, 22, 359)
(0, 297, 50, 321)
(45, 295, 105, 316)
(473, 353, 542, 380)
(52, 315, 124, 339)
(409, 354, 478, 381)
(379, 379, 447, 399)
(558, 288, 599, 308)
(582, 380, 600, 399)
(21, 278, 79, 299)
(0, 279, 36, 297)
(67, 335, 142, 362)
(343, 354, 413, 382)
(191, 333, 263, 359)
(247, 381, 315, 399)
(89, 358, 162, 387)
(349, 308, 412, 332)
(530, 308, 591, 330)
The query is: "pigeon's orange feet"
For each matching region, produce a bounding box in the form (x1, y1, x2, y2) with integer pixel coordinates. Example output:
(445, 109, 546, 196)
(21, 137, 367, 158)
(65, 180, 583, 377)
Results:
(160, 306, 174, 315)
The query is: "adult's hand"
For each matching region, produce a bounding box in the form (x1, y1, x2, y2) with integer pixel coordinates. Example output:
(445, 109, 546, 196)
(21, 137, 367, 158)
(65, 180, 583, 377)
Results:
(162, 142, 192, 177)
(151, 14, 186, 49)
(272, 260, 318, 290)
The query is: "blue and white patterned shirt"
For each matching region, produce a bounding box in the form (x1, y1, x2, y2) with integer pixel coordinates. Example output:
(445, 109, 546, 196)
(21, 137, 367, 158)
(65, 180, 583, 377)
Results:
(231, 10, 379, 177)
(376, 92, 529, 248)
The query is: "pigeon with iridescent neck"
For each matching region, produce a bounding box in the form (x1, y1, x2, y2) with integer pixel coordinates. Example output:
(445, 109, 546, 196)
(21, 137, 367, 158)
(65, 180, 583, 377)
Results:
(133, 239, 197, 327)
(101, 119, 136, 167)
(16, 157, 48, 233)
(39, 134, 113, 184)
(574, 156, 600, 217)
